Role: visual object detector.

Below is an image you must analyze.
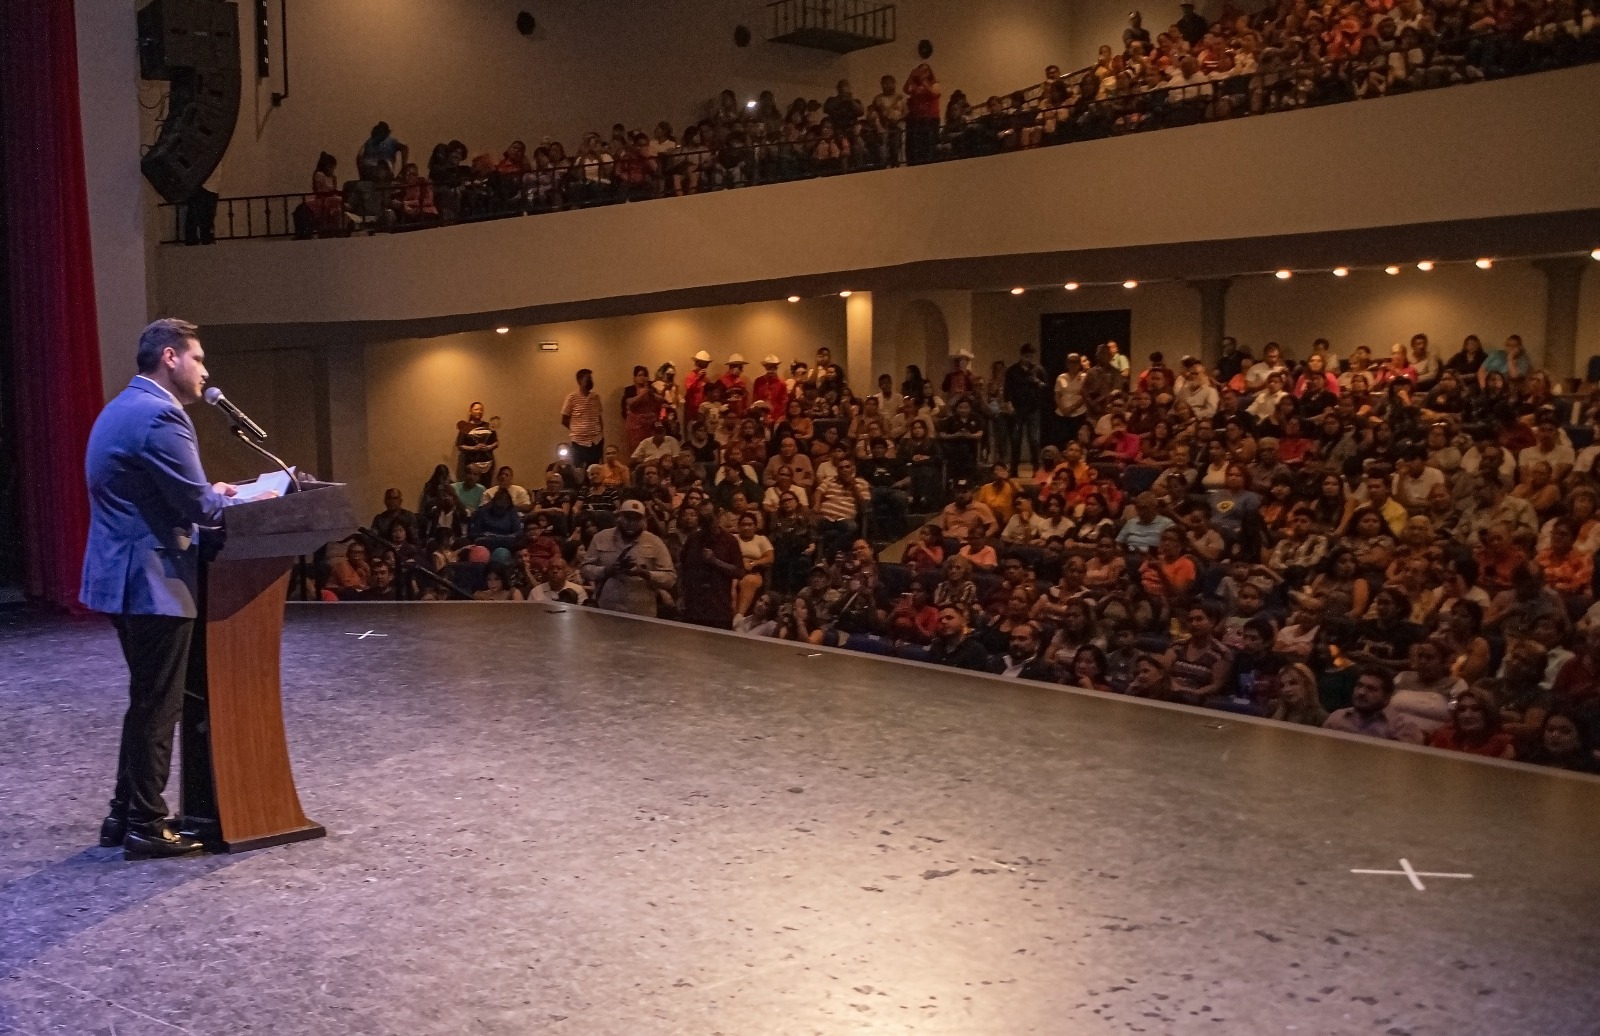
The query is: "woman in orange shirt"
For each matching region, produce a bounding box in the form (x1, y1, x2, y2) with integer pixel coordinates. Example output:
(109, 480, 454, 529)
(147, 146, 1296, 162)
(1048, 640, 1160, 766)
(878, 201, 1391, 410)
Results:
(1140, 528, 1197, 601)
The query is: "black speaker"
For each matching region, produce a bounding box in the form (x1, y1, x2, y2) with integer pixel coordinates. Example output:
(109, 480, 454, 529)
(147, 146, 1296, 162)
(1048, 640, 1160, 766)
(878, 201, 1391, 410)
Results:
(138, 0, 241, 204)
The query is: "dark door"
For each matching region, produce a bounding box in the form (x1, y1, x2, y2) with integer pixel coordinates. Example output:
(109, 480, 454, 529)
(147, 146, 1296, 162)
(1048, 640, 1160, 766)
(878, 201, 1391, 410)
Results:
(1039, 309, 1132, 380)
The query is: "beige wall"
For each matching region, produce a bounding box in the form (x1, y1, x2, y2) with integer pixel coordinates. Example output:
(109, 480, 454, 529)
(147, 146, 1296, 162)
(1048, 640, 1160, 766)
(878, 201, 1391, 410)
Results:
(1226, 262, 1552, 369)
(192, 346, 321, 484)
(205, 0, 1074, 198)
(264, 255, 1587, 515)
(156, 64, 1600, 329)
(971, 281, 1201, 373)
(355, 298, 847, 509)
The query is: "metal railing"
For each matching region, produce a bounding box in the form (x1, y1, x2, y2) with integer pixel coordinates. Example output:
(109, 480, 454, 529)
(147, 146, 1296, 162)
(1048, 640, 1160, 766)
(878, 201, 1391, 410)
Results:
(768, 0, 896, 44)
(159, 23, 1600, 244)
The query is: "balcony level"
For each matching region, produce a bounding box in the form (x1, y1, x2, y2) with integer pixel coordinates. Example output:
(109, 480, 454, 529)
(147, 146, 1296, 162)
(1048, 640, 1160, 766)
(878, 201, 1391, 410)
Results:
(154, 64, 1600, 336)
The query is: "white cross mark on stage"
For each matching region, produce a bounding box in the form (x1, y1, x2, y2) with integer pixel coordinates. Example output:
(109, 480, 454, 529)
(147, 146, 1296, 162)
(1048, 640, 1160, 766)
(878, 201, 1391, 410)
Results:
(1350, 858, 1473, 891)
(342, 630, 388, 640)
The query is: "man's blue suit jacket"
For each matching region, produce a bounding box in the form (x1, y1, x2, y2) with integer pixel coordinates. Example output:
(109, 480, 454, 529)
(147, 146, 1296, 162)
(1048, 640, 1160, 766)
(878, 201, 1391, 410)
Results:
(80, 377, 232, 618)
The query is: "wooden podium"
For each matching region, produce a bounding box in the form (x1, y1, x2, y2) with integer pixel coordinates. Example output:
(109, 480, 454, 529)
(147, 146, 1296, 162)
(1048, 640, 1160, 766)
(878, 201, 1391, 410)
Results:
(181, 480, 356, 853)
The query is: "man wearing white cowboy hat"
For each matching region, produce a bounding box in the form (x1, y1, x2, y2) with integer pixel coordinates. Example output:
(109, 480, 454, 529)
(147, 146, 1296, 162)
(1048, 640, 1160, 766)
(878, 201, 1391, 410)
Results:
(684, 349, 714, 414)
(942, 347, 978, 401)
(718, 353, 751, 417)
(752, 354, 787, 426)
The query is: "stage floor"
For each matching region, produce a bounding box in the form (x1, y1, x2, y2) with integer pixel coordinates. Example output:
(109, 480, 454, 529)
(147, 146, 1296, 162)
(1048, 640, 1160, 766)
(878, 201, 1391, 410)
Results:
(3, 603, 1599, 1035)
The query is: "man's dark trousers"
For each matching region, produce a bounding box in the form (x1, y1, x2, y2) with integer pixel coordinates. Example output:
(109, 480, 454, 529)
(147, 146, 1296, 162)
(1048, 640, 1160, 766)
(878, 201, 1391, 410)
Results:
(110, 615, 194, 826)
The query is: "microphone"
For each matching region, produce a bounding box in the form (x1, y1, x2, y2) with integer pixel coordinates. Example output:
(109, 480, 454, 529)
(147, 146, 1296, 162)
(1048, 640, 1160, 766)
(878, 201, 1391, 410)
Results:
(203, 386, 268, 440)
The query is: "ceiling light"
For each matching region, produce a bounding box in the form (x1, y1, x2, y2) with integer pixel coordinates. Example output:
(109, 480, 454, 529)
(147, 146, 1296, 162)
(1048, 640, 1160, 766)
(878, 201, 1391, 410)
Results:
(1384, 265, 1401, 276)
(1122, 280, 1138, 289)
(1332, 267, 1349, 277)
(1274, 269, 1292, 280)
(1063, 282, 1079, 291)
(1592, 248, 1600, 261)
(1475, 258, 1493, 270)
(1010, 287, 1025, 295)
(1416, 261, 1434, 272)
(495, 326, 509, 334)
(787, 295, 800, 303)
(838, 290, 852, 298)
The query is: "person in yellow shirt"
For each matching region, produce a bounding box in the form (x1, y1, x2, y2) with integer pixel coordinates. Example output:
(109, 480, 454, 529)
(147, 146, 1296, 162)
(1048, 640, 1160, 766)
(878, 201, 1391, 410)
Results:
(974, 463, 1017, 524)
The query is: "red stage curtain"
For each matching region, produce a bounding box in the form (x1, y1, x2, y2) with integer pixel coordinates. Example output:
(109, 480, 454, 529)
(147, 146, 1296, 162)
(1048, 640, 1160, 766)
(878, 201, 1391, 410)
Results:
(1, 0, 106, 608)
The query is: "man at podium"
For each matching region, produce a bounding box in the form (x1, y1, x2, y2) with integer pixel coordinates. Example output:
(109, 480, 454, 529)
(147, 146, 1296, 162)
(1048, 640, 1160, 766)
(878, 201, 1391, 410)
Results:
(80, 319, 263, 858)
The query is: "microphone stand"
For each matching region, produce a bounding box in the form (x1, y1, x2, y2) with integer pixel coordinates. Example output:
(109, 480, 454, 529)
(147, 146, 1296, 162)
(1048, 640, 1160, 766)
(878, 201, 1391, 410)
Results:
(228, 424, 302, 493)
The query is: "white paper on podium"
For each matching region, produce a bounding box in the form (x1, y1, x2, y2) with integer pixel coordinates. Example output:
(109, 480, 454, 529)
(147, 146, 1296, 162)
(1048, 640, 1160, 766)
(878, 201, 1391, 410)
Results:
(232, 468, 295, 503)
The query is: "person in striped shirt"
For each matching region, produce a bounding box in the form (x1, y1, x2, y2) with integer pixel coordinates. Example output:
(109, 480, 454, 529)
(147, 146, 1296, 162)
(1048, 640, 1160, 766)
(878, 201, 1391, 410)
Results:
(561, 368, 605, 472)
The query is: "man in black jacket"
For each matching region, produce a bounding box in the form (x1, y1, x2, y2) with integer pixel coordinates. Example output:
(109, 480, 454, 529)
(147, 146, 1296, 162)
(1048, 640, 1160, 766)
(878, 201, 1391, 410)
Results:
(928, 605, 998, 673)
(999, 622, 1058, 682)
(1003, 343, 1048, 476)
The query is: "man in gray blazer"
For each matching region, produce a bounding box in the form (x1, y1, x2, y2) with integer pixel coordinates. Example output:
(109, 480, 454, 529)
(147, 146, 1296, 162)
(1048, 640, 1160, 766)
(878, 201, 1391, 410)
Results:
(81, 319, 256, 857)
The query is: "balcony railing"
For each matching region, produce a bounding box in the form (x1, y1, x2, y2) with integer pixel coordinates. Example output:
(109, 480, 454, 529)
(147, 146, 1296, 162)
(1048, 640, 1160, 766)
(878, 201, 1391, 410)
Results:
(158, 24, 1600, 245)
(767, 0, 895, 53)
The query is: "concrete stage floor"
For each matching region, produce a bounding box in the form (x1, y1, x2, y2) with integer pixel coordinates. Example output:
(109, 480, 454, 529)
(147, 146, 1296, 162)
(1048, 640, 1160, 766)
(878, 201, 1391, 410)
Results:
(3, 603, 1599, 1035)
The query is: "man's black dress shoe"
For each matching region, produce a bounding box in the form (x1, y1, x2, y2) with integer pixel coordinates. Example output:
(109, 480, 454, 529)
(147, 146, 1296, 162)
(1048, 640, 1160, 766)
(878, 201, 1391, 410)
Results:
(99, 814, 127, 848)
(123, 823, 206, 859)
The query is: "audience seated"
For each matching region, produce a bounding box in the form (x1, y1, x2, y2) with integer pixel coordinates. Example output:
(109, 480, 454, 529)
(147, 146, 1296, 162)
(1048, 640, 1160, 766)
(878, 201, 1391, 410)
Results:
(325, 316, 1600, 774)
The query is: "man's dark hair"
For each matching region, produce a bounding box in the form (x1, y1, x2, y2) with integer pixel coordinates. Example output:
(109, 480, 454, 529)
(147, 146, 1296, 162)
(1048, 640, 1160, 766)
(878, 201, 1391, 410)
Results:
(575, 368, 593, 382)
(136, 318, 198, 374)
(1357, 665, 1395, 696)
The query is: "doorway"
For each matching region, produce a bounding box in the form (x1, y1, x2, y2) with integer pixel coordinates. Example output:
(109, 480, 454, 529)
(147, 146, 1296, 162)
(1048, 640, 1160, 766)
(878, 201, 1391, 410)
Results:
(1039, 309, 1132, 379)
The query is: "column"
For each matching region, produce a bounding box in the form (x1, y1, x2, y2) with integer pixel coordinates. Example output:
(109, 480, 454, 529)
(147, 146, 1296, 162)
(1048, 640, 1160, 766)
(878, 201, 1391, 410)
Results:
(1189, 278, 1232, 367)
(846, 291, 875, 394)
(1534, 257, 1588, 385)
(76, 0, 151, 401)
(312, 343, 371, 507)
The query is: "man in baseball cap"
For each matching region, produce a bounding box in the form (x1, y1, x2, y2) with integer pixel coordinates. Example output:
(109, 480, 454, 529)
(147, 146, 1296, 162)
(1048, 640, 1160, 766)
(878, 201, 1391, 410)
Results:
(579, 497, 675, 616)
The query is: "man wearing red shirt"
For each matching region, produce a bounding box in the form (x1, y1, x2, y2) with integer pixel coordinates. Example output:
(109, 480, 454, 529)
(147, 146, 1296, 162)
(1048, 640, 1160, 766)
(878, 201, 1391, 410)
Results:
(683, 350, 713, 415)
(718, 354, 751, 418)
(751, 354, 787, 425)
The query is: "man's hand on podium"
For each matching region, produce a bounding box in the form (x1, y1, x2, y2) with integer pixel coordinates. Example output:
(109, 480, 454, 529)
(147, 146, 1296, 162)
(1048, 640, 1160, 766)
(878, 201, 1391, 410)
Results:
(214, 482, 238, 497)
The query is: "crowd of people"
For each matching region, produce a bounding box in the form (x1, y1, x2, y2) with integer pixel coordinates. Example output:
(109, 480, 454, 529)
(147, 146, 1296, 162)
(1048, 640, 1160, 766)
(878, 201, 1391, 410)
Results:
(278, 0, 1598, 237)
(326, 330, 1600, 776)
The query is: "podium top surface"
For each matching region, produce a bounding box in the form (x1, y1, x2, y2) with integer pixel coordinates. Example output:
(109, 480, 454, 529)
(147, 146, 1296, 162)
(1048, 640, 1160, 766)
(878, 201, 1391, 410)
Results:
(215, 481, 359, 561)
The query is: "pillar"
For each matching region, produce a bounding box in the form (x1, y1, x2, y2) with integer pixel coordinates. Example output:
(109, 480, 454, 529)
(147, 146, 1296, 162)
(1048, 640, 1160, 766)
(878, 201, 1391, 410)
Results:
(1189, 278, 1232, 367)
(313, 343, 370, 507)
(846, 291, 875, 394)
(76, 0, 152, 401)
(1534, 257, 1588, 385)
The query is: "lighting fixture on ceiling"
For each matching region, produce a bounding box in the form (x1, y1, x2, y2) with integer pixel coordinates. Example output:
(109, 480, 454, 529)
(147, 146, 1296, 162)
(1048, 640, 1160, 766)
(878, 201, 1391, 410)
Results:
(1122, 280, 1138, 289)
(1384, 265, 1401, 275)
(838, 290, 853, 298)
(787, 295, 801, 303)
(1010, 287, 1025, 295)
(1275, 269, 1292, 280)
(1475, 258, 1493, 270)
(1592, 248, 1599, 261)
(1332, 267, 1349, 277)
(1416, 261, 1435, 272)
(1064, 282, 1079, 291)
(495, 327, 510, 334)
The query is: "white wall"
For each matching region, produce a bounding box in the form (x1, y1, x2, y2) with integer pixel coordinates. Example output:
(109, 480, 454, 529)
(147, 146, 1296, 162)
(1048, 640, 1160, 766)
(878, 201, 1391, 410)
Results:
(204, 0, 1074, 198)
(76, 0, 151, 401)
